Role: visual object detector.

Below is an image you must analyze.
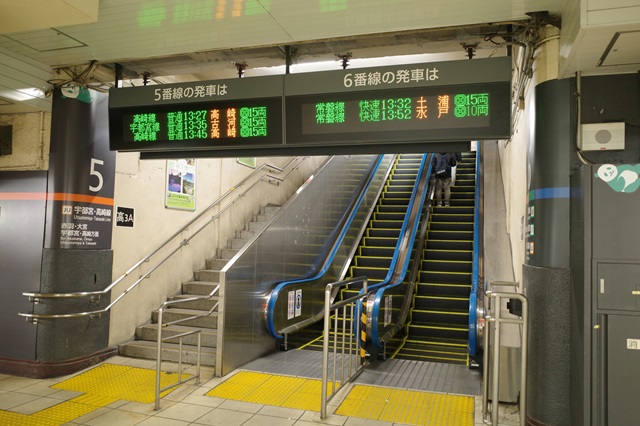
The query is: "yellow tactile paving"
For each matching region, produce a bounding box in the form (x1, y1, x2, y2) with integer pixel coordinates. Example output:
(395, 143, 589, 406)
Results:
(336, 384, 474, 426)
(206, 371, 327, 411)
(0, 363, 188, 426)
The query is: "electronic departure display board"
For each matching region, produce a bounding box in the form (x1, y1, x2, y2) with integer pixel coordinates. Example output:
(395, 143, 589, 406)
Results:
(111, 98, 283, 151)
(109, 57, 512, 155)
(109, 76, 284, 152)
(285, 82, 510, 145)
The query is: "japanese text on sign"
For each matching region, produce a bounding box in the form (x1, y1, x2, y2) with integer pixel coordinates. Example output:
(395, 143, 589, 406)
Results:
(154, 84, 228, 102)
(343, 67, 439, 88)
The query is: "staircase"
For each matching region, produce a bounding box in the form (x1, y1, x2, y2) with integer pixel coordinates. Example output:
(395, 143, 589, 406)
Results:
(292, 153, 424, 350)
(118, 205, 281, 368)
(392, 151, 477, 365)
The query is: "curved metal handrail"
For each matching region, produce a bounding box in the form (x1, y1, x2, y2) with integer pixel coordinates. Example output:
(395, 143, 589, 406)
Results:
(18, 157, 313, 321)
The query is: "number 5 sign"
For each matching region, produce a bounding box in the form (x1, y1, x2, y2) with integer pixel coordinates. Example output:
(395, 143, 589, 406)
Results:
(45, 87, 116, 250)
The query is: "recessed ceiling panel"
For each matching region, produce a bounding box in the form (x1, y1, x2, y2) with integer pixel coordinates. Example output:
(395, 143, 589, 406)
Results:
(599, 31, 640, 67)
(4, 29, 86, 52)
(0, 0, 98, 34)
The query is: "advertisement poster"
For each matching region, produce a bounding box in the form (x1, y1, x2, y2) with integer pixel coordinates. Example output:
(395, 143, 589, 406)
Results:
(237, 157, 256, 168)
(166, 159, 196, 210)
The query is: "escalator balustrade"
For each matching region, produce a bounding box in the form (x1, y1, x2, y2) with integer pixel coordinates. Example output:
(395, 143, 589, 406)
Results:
(290, 154, 424, 350)
(392, 151, 477, 365)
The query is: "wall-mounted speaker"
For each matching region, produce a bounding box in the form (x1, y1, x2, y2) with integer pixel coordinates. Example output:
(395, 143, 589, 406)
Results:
(579, 122, 625, 151)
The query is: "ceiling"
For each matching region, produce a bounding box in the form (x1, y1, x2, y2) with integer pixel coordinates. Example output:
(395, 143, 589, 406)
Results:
(1, 0, 639, 115)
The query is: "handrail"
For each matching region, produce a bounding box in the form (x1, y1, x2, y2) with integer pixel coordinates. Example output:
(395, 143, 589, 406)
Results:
(368, 153, 431, 345)
(154, 293, 208, 410)
(469, 144, 483, 358)
(375, 158, 435, 345)
(18, 157, 311, 321)
(320, 276, 369, 419)
(265, 155, 390, 338)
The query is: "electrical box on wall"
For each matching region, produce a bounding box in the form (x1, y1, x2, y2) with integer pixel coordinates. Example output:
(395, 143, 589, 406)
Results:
(579, 122, 625, 151)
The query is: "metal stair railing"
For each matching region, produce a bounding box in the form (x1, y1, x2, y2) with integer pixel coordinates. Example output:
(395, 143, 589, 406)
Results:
(18, 157, 314, 322)
(321, 276, 369, 419)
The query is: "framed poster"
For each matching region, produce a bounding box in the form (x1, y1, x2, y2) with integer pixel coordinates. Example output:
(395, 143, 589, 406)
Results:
(237, 157, 256, 168)
(166, 159, 196, 210)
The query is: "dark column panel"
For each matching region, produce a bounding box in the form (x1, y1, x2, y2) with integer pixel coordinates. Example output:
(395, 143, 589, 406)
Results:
(524, 264, 570, 426)
(524, 78, 574, 426)
(0, 171, 46, 361)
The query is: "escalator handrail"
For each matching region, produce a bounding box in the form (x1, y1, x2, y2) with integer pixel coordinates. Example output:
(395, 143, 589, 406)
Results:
(265, 155, 386, 338)
(368, 154, 432, 345)
(364, 154, 429, 295)
(370, 156, 434, 346)
(468, 145, 482, 357)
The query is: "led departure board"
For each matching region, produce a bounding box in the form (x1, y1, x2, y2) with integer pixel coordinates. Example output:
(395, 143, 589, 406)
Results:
(285, 82, 510, 145)
(110, 98, 283, 151)
(109, 58, 512, 155)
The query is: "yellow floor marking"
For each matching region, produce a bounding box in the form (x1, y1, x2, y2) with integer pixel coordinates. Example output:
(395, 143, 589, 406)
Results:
(0, 364, 188, 426)
(206, 371, 335, 412)
(336, 384, 474, 426)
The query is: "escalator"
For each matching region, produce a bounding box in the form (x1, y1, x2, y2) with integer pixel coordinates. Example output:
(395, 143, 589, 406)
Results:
(391, 151, 477, 365)
(290, 153, 425, 350)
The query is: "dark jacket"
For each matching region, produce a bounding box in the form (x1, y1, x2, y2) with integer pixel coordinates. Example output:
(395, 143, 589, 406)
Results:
(432, 153, 457, 179)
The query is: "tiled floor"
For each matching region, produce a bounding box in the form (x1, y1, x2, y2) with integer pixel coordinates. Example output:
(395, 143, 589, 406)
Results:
(0, 356, 518, 425)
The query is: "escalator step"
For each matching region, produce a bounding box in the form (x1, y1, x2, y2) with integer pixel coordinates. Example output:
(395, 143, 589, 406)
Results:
(368, 228, 402, 238)
(425, 239, 473, 251)
(370, 220, 404, 229)
(428, 222, 473, 232)
(383, 191, 414, 199)
(411, 309, 469, 326)
(427, 230, 473, 241)
(379, 197, 411, 206)
(421, 259, 472, 273)
(373, 212, 406, 221)
(424, 249, 472, 262)
(430, 213, 474, 223)
(360, 246, 396, 257)
(420, 270, 472, 284)
(385, 185, 416, 193)
(350, 266, 390, 279)
(363, 236, 398, 247)
(355, 256, 393, 268)
(450, 192, 475, 199)
(435, 199, 475, 207)
(417, 282, 471, 297)
(431, 206, 474, 215)
(413, 295, 469, 311)
(376, 205, 408, 213)
(407, 324, 468, 341)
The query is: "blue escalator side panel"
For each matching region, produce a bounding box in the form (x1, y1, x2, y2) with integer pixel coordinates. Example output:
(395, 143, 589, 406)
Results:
(468, 143, 481, 357)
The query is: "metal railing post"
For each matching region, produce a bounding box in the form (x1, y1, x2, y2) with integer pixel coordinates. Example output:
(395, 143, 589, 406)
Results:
(155, 307, 164, 411)
(320, 277, 368, 419)
(482, 283, 528, 426)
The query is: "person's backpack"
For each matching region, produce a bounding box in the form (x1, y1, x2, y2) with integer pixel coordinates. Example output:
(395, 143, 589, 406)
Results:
(434, 154, 449, 176)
